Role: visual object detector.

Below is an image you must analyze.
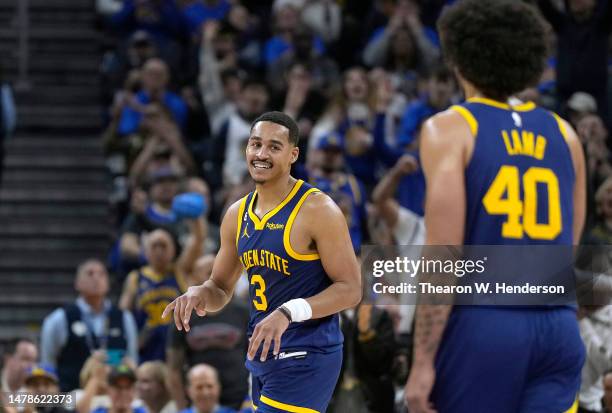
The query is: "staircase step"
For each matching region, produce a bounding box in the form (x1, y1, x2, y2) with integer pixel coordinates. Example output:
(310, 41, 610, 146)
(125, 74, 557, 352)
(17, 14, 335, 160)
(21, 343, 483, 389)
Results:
(12, 72, 99, 86)
(0, 27, 99, 41)
(5, 154, 106, 168)
(5, 55, 100, 74)
(6, 136, 102, 149)
(0, 325, 40, 341)
(12, 0, 94, 10)
(0, 293, 76, 306)
(7, 146, 103, 157)
(3, 170, 108, 185)
(1, 181, 111, 191)
(16, 86, 100, 105)
(0, 190, 108, 205)
(0, 238, 109, 251)
(0, 203, 108, 218)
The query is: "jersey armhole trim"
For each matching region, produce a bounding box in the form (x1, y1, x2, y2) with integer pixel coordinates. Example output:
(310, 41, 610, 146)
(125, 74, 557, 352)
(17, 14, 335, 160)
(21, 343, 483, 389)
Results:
(235, 195, 248, 248)
(450, 105, 478, 137)
(283, 188, 321, 261)
(551, 112, 570, 143)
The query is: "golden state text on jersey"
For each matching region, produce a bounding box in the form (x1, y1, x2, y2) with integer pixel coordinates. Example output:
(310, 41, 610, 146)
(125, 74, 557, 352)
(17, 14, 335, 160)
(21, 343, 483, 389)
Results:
(236, 179, 343, 357)
(452, 98, 575, 245)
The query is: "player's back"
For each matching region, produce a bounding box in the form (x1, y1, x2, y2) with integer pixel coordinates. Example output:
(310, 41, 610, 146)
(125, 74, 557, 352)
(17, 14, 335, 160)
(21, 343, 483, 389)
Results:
(453, 97, 575, 246)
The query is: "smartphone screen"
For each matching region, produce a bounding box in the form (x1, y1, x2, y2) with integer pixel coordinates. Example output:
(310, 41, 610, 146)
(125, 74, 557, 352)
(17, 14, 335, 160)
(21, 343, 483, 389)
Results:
(107, 349, 126, 366)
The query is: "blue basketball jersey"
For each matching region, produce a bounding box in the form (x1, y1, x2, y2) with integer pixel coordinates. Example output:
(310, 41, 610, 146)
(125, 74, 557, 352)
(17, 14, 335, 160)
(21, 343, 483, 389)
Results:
(130, 266, 186, 361)
(235, 179, 343, 358)
(453, 98, 575, 246)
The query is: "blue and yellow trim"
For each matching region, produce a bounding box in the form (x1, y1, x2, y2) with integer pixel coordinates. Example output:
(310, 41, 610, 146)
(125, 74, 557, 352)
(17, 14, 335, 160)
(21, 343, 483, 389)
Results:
(467, 97, 536, 112)
(260, 395, 319, 413)
(248, 180, 304, 230)
(283, 188, 320, 261)
(551, 112, 570, 143)
(562, 397, 578, 413)
(235, 195, 248, 248)
(450, 105, 478, 137)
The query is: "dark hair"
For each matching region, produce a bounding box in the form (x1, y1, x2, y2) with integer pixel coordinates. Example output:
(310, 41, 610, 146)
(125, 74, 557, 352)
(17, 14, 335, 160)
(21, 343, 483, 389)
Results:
(427, 64, 453, 82)
(251, 111, 300, 146)
(241, 76, 268, 92)
(2, 338, 35, 358)
(437, 0, 549, 101)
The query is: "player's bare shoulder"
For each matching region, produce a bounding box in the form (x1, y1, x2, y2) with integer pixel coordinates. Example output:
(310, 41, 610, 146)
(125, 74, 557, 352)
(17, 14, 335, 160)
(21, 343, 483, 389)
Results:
(220, 196, 247, 238)
(420, 106, 476, 166)
(297, 190, 348, 234)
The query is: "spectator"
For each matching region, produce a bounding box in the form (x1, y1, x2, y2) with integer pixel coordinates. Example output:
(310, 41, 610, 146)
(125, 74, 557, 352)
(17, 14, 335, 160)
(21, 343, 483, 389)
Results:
(40, 259, 138, 392)
(301, 0, 342, 45)
(371, 154, 424, 245)
(263, 3, 303, 66)
(577, 113, 612, 229)
(198, 21, 243, 136)
(107, 0, 185, 45)
(396, 65, 456, 149)
(362, 1, 439, 98)
(270, 62, 327, 157)
(23, 365, 68, 413)
(368, 68, 408, 147)
(329, 305, 396, 413)
(306, 135, 367, 253)
(585, 177, 612, 245)
(578, 305, 612, 413)
(136, 362, 177, 413)
(566, 91, 599, 128)
(167, 255, 249, 410)
(208, 78, 269, 190)
(101, 31, 158, 106)
(119, 166, 183, 267)
(1, 338, 38, 393)
(117, 58, 188, 137)
(266, 25, 339, 96)
(120, 218, 206, 362)
(538, 0, 612, 126)
(92, 365, 146, 413)
(604, 372, 612, 413)
(74, 352, 110, 413)
(127, 110, 196, 187)
(180, 364, 235, 413)
(310, 67, 375, 153)
(180, 0, 232, 37)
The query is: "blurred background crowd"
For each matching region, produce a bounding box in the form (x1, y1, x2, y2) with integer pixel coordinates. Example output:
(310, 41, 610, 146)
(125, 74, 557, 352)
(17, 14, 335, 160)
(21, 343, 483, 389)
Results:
(1, 0, 612, 412)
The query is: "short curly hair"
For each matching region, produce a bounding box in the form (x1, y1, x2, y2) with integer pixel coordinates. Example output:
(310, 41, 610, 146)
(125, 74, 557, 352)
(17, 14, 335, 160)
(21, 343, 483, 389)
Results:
(438, 0, 549, 101)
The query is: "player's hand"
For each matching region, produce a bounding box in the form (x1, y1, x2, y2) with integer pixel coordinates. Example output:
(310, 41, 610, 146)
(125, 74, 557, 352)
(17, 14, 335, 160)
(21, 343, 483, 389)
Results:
(405, 362, 437, 413)
(247, 309, 290, 362)
(162, 285, 208, 332)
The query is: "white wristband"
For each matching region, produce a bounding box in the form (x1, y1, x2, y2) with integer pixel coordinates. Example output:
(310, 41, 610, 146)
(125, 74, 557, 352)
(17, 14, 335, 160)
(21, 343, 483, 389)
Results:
(282, 298, 312, 322)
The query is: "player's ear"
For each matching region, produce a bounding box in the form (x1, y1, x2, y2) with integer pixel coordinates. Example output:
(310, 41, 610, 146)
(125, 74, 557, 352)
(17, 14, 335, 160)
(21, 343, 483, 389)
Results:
(290, 146, 299, 164)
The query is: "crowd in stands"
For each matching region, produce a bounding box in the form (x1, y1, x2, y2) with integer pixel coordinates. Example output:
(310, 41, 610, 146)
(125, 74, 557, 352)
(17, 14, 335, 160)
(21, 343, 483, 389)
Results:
(2, 0, 612, 412)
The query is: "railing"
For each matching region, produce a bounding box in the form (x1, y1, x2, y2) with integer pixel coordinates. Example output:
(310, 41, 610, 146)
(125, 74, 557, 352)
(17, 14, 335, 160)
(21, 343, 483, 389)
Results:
(15, 0, 30, 91)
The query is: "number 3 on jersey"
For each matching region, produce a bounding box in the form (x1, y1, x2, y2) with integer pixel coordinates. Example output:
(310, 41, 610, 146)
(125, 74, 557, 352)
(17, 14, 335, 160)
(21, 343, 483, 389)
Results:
(251, 274, 268, 311)
(483, 165, 561, 240)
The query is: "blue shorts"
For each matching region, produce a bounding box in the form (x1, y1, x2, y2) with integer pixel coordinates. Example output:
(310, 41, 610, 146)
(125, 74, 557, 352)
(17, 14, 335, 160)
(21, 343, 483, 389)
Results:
(431, 306, 585, 413)
(247, 349, 342, 413)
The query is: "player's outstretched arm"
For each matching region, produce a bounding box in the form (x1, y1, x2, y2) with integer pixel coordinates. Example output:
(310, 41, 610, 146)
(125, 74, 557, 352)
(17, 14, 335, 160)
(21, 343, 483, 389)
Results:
(404, 110, 472, 413)
(162, 199, 244, 332)
(302, 192, 362, 317)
